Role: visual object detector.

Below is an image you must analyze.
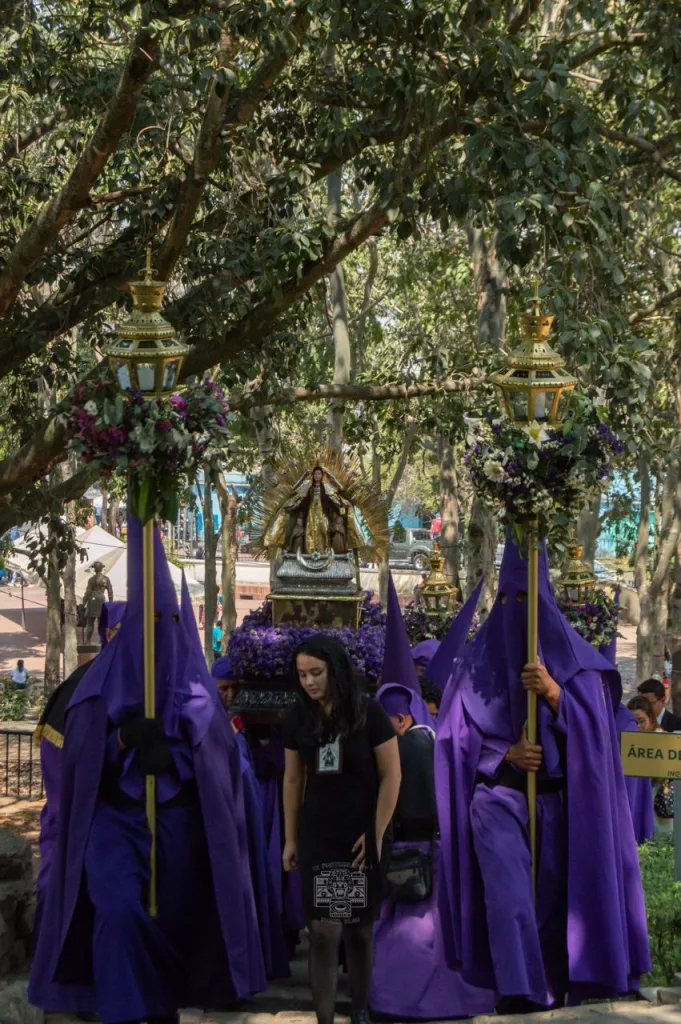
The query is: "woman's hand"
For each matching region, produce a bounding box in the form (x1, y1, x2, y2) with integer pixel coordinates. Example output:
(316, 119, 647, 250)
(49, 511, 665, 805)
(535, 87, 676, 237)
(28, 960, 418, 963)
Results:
(283, 839, 299, 872)
(352, 833, 367, 870)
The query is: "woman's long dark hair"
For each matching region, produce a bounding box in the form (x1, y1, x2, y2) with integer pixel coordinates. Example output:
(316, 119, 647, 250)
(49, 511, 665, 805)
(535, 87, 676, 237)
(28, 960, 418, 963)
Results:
(292, 634, 367, 744)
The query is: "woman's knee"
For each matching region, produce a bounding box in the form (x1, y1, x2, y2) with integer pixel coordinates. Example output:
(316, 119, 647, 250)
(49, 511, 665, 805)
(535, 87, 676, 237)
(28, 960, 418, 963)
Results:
(308, 918, 342, 952)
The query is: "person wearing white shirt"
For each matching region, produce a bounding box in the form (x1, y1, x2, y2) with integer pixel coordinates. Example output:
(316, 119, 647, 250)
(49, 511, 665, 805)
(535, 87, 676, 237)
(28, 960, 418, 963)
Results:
(9, 660, 29, 690)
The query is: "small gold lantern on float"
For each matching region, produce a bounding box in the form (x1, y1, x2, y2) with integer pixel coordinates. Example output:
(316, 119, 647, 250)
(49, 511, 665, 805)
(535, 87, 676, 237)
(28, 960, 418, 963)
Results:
(556, 534, 597, 604)
(490, 281, 578, 425)
(103, 248, 189, 398)
(420, 542, 457, 615)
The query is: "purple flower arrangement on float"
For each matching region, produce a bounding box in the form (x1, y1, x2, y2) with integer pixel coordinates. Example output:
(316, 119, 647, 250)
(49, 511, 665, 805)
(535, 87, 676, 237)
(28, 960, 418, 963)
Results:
(228, 591, 480, 684)
(555, 588, 620, 650)
(65, 373, 229, 522)
(465, 395, 624, 546)
(229, 594, 386, 683)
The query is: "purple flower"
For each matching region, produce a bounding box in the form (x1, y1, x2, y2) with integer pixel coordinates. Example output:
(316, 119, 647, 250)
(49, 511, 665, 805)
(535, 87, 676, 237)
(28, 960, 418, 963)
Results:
(170, 394, 188, 413)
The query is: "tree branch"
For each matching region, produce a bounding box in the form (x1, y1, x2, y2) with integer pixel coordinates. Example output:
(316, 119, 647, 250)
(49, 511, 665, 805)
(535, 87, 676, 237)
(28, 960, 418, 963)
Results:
(568, 31, 648, 70)
(227, 374, 478, 413)
(387, 420, 419, 503)
(0, 23, 160, 317)
(157, 13, 306, 281)
(0, 106, 68, 166)
(508, 0, 541, 37)
(628, 287, 681, 326)
(87, 185, 155, 206)
(598, 126, 681, 185)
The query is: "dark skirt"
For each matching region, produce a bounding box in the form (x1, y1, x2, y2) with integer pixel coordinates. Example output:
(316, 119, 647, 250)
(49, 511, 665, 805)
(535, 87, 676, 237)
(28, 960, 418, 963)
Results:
(299, 831, 387, 926)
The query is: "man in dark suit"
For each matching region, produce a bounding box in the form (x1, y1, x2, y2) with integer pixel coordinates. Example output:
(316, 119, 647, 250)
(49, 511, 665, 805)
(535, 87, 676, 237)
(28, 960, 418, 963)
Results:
(637, 678, 681, 732)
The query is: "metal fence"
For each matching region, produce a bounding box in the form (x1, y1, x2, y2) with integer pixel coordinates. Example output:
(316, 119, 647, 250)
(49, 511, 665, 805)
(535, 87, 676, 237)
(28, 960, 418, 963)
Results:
(0, 729, 43, 800)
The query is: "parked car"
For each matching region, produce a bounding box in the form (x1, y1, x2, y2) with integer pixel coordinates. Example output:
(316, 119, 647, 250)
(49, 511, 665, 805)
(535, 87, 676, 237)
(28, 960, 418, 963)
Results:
(389, 527, 433, 571)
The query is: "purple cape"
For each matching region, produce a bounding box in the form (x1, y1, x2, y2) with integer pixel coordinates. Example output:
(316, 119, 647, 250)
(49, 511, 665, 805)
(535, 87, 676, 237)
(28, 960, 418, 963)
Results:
(381, 573, 421, 693)
(435, 538, 650, 1003)
(615, 705, 655, 845)
(29, 517, 266, 1014)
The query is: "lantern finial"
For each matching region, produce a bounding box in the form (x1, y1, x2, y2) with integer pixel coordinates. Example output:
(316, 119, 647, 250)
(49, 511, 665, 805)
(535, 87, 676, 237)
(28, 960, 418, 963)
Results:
(488, 280, 578, 425)
(145, 246, 153, 283)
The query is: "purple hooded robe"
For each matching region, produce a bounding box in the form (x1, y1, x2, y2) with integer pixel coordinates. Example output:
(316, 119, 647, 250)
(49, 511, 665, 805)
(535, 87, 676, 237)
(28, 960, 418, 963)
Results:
(30, 601, 127, 1014)
(435, 538, 650, 1007)
(29, 518, 266, 1023)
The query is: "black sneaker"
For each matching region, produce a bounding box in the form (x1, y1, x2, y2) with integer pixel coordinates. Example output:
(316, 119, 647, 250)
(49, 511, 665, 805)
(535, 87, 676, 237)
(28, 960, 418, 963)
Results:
(351, 1010, 372, 1024)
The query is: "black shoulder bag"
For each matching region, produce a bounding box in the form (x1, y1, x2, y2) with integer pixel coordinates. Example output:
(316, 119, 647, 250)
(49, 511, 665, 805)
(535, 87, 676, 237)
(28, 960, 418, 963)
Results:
(383, 725, 436, 905)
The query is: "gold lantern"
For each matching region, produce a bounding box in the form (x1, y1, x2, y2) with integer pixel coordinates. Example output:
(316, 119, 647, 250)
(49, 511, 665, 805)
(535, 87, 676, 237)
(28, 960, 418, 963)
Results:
(490, 281, 578, 425)
(556, 534, 596, 604)
(420, 543, 456, 615)
(103, 248, 189, 399)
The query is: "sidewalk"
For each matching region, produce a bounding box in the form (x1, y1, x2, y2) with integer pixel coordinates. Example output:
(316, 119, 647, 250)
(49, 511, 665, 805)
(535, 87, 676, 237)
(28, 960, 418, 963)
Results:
(0, 586, 46, 683)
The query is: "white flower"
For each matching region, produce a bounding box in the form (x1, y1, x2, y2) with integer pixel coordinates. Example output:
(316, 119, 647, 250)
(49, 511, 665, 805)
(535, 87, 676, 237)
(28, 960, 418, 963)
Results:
(483, 458, 505, 482)
(84, 401, 98, 415)
(523, 421, 549, 445)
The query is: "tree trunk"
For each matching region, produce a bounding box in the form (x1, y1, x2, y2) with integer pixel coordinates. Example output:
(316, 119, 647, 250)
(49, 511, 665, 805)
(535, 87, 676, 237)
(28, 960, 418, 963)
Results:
(44, 544, 62, 694)
(577, 493, 601, 565)
(635, 461, 653, 678)
(216, 474, 240, 641)
(466, 219, 508, 350)
(62, 501, 78, 677)
(249, 405, 280, 587)
(326, 167, 351, 452)
(438, 434, 460, 590)
(467, 496, 496, 613)
(202, 474, 219, 665)
(101, 486, 109, 533)
(637, 458, 681, 679)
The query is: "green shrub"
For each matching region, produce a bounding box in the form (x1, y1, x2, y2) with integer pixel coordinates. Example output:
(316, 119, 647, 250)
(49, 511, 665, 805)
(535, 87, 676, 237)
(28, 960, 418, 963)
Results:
(640, 838, 681, 985)
(0, 683, 32, 722)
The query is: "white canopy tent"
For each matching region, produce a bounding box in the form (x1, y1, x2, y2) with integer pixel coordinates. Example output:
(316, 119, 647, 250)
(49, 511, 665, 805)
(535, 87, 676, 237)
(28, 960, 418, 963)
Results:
(75, 542, 203, 602)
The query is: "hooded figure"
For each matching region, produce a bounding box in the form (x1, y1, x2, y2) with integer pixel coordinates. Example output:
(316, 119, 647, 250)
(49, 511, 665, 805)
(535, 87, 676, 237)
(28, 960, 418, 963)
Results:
(435, 537, 650, 1011)
(31, 600, 127, 1017)
(426, 579, 484, 700)
(29, 517, 266, 1024)
(411, 639, 440, 678)
(370, 682, 494, 1020)
(598, 596, 655, 846)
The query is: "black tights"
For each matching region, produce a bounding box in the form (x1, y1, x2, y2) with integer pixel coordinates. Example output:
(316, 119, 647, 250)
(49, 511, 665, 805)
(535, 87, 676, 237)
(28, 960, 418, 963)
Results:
(308, 918, 374, 1024)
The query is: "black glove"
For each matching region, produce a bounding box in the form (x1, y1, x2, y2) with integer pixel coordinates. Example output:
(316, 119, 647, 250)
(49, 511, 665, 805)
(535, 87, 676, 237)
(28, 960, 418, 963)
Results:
(119, 716, 162, 751)
(138, 742, 174, 777)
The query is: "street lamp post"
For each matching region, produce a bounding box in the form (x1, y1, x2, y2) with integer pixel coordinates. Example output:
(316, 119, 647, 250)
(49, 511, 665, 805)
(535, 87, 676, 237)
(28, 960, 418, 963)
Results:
(489, 282, 578, 886)
(102, 248, 189, 917)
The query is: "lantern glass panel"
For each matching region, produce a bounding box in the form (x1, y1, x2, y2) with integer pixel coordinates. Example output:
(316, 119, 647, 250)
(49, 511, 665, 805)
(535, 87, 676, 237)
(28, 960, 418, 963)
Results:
(556, 389, 572, 421)
(163, 360, 179, 391)
(508, 389, 530, 422)
(115, 362, 131, 391)
(137, 362, 157, 393)
(567, 585, 580, 602)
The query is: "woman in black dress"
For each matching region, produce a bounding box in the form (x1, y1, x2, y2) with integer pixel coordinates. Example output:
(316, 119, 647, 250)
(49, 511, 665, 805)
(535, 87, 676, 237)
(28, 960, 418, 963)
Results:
(282, 635, 401, 1024)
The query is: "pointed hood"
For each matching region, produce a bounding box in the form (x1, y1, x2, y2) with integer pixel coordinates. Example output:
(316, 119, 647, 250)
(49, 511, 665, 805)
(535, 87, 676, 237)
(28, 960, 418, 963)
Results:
(180, 570, 202, 651)
(600, 585, 621, 666)
(426, 579, 483, 692)
(380, 573, 421, 693)
(376, 682, 436, 730)
(455, 536, 621, 743)
(71, 515, 218, 739)
(98, 601, 127, 646)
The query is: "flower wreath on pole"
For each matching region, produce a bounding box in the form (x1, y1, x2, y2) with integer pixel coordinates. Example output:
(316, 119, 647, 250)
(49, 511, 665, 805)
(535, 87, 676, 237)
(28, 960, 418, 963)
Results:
(465, 393, 624, 548)
(555, 588, 620, 650)
(65, 373, 230, 523)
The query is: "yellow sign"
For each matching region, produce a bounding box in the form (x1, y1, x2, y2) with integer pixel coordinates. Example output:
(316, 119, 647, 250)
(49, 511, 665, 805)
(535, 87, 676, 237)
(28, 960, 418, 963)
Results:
(620, 730, 681, 779)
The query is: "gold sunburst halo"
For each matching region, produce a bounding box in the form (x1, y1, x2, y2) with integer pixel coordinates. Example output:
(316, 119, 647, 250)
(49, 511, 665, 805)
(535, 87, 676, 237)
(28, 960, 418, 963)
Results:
(251, 446, 390, 562)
